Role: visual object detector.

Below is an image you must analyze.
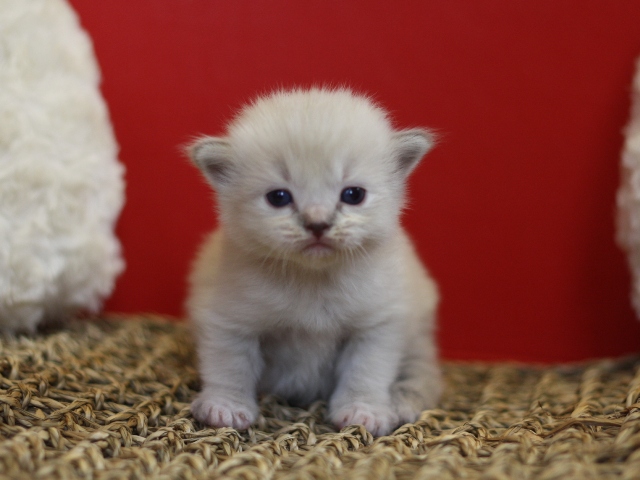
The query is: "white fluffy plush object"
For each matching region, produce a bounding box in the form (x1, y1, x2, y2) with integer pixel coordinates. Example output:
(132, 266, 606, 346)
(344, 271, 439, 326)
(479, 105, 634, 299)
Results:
(618, 56, 640, 319)
(0, 1, 125, 332)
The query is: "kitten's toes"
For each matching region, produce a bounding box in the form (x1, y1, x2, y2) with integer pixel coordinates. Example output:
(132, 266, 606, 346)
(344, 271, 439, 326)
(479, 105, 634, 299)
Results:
(330, 402, 399, 437)
(191, 391, 258, 430)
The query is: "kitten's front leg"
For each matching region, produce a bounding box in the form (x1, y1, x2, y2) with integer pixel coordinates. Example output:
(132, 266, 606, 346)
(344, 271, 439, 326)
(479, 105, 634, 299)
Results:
(191, 324, 263, 430)
(391, 323, 442, 424)
(329, 322, 402, 436)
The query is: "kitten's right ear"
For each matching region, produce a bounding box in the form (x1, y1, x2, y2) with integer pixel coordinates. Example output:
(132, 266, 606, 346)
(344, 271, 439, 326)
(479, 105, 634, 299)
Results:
(187, 136, 234, 188)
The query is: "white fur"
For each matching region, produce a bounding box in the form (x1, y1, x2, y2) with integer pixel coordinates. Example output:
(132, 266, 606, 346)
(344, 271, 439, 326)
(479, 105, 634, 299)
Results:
(0, 1, 125, 332)
(187, 88, 440, 436)
(618, 57, 640, 319)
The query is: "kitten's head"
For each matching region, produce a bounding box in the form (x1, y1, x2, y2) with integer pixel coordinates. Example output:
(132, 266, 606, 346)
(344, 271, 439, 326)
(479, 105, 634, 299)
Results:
(189, 88, 434, 268)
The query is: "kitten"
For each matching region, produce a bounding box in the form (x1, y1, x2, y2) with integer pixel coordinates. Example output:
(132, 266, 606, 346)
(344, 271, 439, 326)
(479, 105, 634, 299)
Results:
(186, 88, 441, 436)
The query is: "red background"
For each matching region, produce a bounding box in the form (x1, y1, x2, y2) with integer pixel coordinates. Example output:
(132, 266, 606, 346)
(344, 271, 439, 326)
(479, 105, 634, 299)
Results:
(68, 0, 640, 362)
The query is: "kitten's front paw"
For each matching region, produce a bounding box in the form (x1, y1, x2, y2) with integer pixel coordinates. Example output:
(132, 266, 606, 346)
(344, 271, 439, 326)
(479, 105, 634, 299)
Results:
(330, 402, 399, 437)
(191, 390, 258, 430)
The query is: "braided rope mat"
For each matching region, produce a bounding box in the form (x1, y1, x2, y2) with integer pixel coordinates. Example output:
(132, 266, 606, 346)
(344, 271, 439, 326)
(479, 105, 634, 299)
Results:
(0, 317, 639, 479)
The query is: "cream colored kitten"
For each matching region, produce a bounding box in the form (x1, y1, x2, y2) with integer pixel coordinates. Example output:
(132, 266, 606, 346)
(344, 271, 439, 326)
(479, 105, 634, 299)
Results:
(187, 88, 441, 436)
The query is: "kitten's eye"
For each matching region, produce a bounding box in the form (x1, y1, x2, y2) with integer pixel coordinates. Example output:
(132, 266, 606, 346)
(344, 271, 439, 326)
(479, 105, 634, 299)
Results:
(266, 189, 293, 207)
(340, 187, 366, 205)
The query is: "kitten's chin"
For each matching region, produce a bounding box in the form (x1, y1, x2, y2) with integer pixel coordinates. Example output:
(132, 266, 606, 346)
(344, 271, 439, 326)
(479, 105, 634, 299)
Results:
(293, 243, 336, 267)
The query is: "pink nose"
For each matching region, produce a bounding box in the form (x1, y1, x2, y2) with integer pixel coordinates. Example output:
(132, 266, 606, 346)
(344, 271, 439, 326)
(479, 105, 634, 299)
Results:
(305, 222, 331, 239)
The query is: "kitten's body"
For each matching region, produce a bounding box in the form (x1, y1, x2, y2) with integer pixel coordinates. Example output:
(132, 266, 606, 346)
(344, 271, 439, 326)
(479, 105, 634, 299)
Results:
(187, 88, 441, 436)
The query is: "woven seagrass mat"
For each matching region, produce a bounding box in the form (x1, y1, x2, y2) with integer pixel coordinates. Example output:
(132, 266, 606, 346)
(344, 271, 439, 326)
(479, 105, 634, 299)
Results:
(0, 317, 639, 479)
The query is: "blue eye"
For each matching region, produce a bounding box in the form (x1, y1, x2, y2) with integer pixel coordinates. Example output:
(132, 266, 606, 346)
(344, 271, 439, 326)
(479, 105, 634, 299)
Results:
(340, 187, 366, 205)
(266, 189, 293, 207)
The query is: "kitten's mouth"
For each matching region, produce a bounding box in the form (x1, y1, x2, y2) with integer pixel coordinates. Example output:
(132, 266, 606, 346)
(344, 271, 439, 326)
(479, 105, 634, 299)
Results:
(302, 241, 335, 256)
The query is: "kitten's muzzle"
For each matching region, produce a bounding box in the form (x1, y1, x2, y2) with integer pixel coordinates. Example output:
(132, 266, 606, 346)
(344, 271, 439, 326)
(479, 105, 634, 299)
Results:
(301, 205, 333, 239)
(304, 222, 331, 239)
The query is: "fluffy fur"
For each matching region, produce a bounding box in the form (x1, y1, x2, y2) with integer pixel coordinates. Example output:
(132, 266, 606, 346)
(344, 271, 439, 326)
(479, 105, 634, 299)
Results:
(0, 1, 125, 332)
(618, 57, 640, 319)
(187, 88, 441, 436)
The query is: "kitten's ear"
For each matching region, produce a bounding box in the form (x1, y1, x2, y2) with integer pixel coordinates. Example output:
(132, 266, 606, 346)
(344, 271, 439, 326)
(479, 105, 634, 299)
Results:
(187, 136, 234, 188)
(392, 129, 435, 178)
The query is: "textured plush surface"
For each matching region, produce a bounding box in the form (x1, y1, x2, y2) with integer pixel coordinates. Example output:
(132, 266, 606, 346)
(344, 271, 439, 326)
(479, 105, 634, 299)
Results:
(618, 56, 640, 320)
(0, 0, 124, 332)
(0, 316, 639, 479)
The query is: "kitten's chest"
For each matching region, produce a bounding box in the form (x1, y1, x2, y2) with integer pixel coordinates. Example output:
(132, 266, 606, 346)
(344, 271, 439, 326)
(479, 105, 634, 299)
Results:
(247, 270, 376, 331)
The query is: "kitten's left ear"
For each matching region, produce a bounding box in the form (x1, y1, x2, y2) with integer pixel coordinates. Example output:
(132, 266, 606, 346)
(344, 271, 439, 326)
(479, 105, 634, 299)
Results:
(392, 128, 435, 178)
